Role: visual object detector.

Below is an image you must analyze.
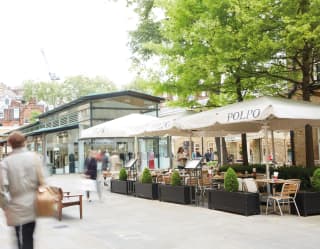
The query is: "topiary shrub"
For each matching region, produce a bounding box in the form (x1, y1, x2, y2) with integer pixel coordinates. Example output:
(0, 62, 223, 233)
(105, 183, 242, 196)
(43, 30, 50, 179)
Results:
(141, 168, 152, 184)
(311, 168, 320, 191)
(171, 171, 182, 186)
(119, 168, 128, 181)
(224, 167, 239, 192)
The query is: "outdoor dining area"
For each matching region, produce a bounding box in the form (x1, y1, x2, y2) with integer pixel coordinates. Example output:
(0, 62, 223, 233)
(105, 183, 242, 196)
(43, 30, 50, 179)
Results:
(85, 96, 320, 217)
(107, 156, 320, 217)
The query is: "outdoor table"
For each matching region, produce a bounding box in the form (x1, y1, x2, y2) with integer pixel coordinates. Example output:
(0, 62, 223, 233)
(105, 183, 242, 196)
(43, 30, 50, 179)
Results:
(212, 175, 224, 181)
(255, 179, 289, 195)
(237, 173, 254, 179)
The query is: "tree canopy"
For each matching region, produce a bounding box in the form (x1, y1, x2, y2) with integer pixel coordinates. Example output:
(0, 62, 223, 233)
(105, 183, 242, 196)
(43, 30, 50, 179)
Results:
(22, 75, 117, 107)
(128, 0, 320, 105)
(128, 0, 320, 166)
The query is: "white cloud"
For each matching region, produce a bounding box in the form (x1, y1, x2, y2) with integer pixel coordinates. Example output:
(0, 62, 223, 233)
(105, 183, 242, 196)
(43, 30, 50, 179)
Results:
(0, 0, 137, 87)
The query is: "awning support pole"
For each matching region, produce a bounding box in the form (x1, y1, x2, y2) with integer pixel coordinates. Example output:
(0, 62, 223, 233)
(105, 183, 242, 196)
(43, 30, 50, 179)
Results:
(262, 124, 271, 195)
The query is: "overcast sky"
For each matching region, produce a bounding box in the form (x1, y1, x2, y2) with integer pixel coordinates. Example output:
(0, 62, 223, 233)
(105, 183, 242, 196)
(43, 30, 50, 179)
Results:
(0, 0, 137, 88)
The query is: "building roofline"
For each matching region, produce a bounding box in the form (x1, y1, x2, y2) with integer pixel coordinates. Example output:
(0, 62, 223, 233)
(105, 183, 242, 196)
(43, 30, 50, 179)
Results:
(38, 90, 165, 118)
(25, 124, 79, 136)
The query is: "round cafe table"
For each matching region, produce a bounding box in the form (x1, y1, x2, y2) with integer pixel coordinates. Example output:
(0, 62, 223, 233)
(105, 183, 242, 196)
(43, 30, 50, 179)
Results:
(255, 178, 289, 195)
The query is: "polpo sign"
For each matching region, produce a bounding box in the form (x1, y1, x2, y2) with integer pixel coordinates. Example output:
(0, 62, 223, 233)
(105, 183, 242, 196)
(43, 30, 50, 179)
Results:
(227, 109, 261, 122)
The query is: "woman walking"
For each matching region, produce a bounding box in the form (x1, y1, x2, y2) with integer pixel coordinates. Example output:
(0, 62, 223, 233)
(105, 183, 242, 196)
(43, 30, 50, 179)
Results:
(0, 131, 44, 249)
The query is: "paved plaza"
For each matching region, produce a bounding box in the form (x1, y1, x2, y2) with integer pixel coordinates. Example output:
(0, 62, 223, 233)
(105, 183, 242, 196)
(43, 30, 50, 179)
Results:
(1, 174, 320, 249)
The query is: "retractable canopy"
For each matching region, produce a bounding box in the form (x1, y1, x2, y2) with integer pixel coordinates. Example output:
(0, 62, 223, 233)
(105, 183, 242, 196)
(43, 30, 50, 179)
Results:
(175, 96, 320, 132)
(80, 113, 157, 139)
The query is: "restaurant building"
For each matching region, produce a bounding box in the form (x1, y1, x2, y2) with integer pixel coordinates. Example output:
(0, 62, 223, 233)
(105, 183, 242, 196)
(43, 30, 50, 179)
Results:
(1, 91, 165, 174)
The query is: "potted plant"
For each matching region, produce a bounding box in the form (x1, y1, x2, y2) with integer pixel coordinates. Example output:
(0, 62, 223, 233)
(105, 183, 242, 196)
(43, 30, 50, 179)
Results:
(134, 168, 159, 200)
(294, 168, 320, 216)
(158, 171, 191, 204)
(111, 168, 131, 195)
(208, 167, 260, 216)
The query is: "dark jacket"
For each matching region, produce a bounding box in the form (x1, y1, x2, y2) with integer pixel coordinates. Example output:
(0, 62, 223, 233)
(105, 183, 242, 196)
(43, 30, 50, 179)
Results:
(85, 157, 97, 180)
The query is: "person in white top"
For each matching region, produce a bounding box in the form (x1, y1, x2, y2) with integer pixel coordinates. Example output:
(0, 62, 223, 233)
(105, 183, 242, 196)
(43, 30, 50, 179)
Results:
(176, 147, 187, 170)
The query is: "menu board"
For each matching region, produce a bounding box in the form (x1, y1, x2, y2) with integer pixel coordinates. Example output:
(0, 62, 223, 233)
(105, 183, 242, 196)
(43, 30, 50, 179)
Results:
(185, 159, 201, 169)
(125, 158, 138, 168)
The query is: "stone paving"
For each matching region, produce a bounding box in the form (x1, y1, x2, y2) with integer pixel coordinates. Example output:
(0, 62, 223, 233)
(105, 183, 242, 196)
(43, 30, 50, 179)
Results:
(1, 174, 320, 249)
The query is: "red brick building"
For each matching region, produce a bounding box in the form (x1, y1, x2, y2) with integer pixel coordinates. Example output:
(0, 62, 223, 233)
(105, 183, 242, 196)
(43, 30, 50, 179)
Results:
(0, 83, 44, 127)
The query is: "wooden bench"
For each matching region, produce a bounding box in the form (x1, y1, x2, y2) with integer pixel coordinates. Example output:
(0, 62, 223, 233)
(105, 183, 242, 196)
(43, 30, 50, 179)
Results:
(51, 187, 83, 221)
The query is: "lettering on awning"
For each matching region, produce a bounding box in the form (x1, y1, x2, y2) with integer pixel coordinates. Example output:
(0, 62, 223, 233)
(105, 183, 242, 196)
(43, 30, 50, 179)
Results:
(227, 109, 261, 122)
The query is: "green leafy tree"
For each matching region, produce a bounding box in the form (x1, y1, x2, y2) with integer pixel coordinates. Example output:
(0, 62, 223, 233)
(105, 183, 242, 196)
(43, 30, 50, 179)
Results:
(244, 0, 320, 167)
(122, 76, 158, 95)
(29, 110, 42, 123)
(129, 0, 320, 167)
(22, 75, 117, 107)
(129, 0, 274, 164)
(22, 80, 64, 107)
(128, 0, 163, 65)
(62, 75, 117, 102)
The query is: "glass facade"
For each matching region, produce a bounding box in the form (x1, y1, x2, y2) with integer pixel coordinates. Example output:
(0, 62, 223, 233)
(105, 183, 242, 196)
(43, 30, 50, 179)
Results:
(45, 129, 79, 174)
(138, 137, 171, 170)
(12, 91, 164, 174)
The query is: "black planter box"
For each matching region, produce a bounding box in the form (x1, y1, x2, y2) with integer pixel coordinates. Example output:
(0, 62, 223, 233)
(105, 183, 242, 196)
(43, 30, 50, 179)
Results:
(158, 184, 191, 204)
(134, 182, 159, 200)
(293, 191, 320, 216)
(208, 189, 260, 216)
(111, 179, 129, 195)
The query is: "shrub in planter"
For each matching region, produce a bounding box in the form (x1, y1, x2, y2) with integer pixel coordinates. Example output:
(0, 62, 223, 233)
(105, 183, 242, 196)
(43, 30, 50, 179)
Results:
(224, 167, 239, 192)
(141, 168, 152, 184)
(311, 168, 320, 191)
(159, 171, 190, 204)
(208, 167, 260, 216)
(135, 168, 158, 200)
(171, 171, 182, 186)
(291, 168, 320, 216)
(119, 168, 128, 181)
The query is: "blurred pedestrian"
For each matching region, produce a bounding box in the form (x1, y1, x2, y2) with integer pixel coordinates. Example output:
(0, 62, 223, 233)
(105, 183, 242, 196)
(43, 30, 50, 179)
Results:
(204, 149, 211, 162)
(84, 150, 99, 201)
(192, 148, 202, 159)
(0, 131, 45, 249)
(110, 151, 121, 171)
(101, 150, 109, 170)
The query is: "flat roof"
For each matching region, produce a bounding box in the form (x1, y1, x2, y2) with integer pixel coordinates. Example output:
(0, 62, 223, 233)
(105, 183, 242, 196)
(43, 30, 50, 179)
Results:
(38, 90, 165, 118)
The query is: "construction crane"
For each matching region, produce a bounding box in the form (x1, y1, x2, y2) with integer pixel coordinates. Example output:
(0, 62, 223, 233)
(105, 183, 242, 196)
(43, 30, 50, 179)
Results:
(40, 48, 60, 81)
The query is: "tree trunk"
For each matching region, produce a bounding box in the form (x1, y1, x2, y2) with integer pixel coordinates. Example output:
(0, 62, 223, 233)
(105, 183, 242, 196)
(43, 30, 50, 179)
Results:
(301, 43, 314, 168)
(235, 76, 249, 166)
(305, 124, 314, 168)
(241, 133, 249, 166)
(289, 130, 296, 166)
(215, 137, 228, 166)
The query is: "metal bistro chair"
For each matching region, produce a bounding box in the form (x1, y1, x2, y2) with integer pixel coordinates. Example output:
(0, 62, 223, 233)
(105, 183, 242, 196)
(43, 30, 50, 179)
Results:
(266, 182, 300, 216)
(198, 174, 212, 205)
